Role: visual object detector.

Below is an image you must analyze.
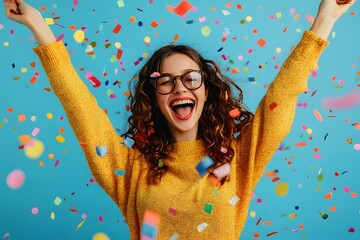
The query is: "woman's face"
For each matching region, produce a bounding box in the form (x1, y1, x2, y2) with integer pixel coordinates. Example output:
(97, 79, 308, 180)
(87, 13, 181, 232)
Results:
(155, 53, 208, 142)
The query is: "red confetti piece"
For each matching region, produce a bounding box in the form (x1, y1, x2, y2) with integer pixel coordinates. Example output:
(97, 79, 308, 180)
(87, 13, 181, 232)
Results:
(167, 0, 193, 16)
(116, 49, 123, 60)
(112, 24, 122, 34)
(85, 72, 101, 88)
(150, 20, 159, 28)
(348, 227, 355, 233)
(269, 102, 278, 111)
(266, 231, 278, 237)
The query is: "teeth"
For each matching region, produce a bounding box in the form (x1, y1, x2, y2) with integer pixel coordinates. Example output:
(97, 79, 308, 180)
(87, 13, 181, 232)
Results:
(171, 99, 194, 107)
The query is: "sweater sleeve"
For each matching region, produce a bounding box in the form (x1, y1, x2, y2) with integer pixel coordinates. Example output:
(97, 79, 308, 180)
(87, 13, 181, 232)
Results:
(33, 42, 136, 216)
(236, 30, 328, 190)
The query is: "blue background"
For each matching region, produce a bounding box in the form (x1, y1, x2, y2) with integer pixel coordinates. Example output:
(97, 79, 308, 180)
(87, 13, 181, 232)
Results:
(0, 0, 359, 239)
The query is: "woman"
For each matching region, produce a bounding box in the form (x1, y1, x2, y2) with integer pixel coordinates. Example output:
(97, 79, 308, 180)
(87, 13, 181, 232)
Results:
(3, 0, 355, 239)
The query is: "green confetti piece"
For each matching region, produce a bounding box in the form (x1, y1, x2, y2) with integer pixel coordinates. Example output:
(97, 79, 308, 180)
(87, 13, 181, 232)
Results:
(203, 202, 214, 214)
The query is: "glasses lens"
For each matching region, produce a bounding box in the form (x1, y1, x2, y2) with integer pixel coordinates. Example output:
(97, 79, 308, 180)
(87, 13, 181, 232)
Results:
(183, 71, 202, 90)
(156, 76, 174, 94)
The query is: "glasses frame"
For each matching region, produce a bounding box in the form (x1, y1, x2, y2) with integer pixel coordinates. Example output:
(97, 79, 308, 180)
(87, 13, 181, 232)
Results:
(150, 70, 204, 95)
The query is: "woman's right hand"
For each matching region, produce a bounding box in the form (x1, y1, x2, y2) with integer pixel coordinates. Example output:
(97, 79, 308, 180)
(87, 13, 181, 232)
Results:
(4, 0, 56, 45)
(4, 0, 42, 28)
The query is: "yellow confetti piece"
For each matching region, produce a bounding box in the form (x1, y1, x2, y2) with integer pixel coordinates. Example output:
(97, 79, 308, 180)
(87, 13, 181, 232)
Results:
(46, 112, 53, 119)
(250, 211, 256, 218)
(92, 232, 109, 240)
(289, 213, 297, 219)
(75, 219, 86, 231)
(24, 139, 44, 159)
(275, 12, 282, 18)
(50, 212, 55, 220)
(74, 30, 85, 43)
(56, 135, 65, 143)
(275, 182, 289, 197)
(45, 18, 54, 25)
(201, 26, 211, 37)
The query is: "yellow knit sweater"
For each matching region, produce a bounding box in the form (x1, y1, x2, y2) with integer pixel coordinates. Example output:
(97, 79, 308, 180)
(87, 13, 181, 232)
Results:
(34, 30, 327, 240)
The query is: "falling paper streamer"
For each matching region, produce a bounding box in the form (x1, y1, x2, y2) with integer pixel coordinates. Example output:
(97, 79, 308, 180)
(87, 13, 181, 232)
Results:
(322, 90, 360, 109)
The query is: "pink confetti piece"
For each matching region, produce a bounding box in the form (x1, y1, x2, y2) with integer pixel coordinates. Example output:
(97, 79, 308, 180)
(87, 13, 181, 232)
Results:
(213, 163, 231, 179)
(6, 169, 25, 189)
(344, 186, 350, 193)
(168, 207, 177, 216)
(150, 72, 161, 78)
(322, 90, 360, 109)
(54, 159, 59, 167)
(31, 127, 40, 137)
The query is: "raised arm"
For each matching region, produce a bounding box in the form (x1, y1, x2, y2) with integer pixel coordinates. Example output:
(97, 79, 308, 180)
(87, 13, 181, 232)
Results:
(236, 0, 355, 189)
(3, 0, 134, 206)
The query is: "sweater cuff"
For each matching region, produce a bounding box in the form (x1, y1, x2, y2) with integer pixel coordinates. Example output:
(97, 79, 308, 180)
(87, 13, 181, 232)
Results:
(33, 41, 71, 73)
(296, 30, 329, 61)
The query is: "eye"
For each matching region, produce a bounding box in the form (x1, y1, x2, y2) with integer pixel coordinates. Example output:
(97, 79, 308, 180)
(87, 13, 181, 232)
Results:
(157, 77, 173, 86)
(184, 71, 201, 81)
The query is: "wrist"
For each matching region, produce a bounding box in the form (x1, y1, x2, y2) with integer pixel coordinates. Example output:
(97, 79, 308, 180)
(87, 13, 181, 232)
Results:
(310, 14, 337, 40)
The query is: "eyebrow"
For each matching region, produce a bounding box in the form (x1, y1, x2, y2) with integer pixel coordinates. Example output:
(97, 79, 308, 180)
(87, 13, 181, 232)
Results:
(161, 68, 200, 75)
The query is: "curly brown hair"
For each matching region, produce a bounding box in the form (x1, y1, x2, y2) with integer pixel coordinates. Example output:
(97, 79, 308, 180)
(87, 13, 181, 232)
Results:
(124, 44, 253, 185)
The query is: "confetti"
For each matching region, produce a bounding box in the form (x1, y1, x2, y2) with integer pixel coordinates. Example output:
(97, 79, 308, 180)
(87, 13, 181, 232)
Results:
(6, 169, 25, 189)
(275, 182, 289, 197)
(150, 72, 161, 78)
(213, 162, 231, 179)
(229, 108, 240, 117)
(322, 90, 360, 109)
(85, 72, 101, 88)
(229, 195, 240, 206)
(313, 109, 323, 122)
(73, 30, 85, 43)
(96, 146, 108, 157)
(197, 222, 208, 232)
(115, 169, 126, 176)
(167, 0, 193, 16)
(201, 26, 211, 37)
(92, 232, 109, 240)
(203, 202, 214, 214)
(195, 156, 214, 177)
(123, 137, 135, 148)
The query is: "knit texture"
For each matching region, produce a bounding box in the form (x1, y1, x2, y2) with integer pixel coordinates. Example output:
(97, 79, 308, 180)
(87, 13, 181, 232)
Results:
(34, 30, 328, 240)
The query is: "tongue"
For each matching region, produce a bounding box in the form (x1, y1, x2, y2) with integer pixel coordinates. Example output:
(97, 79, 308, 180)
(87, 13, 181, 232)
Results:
(174, 106, 192, 117)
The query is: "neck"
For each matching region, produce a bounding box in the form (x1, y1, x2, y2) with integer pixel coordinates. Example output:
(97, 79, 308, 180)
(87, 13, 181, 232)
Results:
(169, 126, 199, 143)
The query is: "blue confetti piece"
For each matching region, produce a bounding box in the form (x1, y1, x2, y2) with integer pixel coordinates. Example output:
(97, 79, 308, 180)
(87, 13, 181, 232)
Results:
(124, 137, 134, 148)
(141, 223, 158, 238)
(196, 156, 214, 177)
(248, 77, 255, 82)
(115, 169, 126, 176)
(96, 146, 108, 157)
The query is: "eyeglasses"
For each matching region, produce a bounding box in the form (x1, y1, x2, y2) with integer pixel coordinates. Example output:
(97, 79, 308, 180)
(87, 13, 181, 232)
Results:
(151, 70, 204, 95)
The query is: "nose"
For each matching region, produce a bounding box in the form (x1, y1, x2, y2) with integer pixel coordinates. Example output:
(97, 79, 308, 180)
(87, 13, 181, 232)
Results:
(172, 76, 187, 94)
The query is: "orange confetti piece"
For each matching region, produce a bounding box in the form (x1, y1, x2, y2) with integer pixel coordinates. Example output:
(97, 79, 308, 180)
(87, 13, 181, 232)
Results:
(30, 76, 37, 84)
(150, 20, 159, 28)
(167, 0, 193, 16)
(229, 108, 240, 118)
(289, 213, 297, 218)
(174, 34, 179, 41)
(324, 192, 333, 200)
(231, 67, 239, 74)
(225, 2, 233, 8)
(264, 171, 278, 178)
(17, 114, 26, 122)
(123, 90, 131, 97)
(112, 24, 122, 34)
(313, 109, 323, 122)
(236, 4, 242, 10)
(351, 192, 358, 197)
(329, 206, 337, 212)
(263, 221, 273, 225)
(354, 122, 360, 130)
(18, 135, 32, 145)
(257, 38, 266, 47)
(269, 102, 278, 111)
(30, 62, 36, 67)
(295, 142, 307, 147)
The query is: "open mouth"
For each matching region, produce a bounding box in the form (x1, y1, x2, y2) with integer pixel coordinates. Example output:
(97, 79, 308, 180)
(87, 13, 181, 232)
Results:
(170, 99, 195, 120)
